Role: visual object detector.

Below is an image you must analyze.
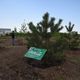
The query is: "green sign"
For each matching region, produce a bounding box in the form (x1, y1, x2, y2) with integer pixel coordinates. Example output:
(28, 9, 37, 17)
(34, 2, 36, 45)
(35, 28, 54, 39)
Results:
(24, 47, 47, 60)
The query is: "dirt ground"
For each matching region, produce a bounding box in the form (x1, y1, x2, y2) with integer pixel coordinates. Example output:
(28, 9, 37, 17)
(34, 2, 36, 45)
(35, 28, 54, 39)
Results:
(0, 36, 80, 80)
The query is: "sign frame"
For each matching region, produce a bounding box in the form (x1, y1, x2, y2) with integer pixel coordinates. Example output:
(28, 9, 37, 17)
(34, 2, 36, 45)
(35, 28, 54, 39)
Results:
(24, 47, 47, 60)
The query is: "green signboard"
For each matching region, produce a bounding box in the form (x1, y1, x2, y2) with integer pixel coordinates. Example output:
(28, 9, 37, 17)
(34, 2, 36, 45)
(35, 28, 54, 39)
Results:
(24, 47, 47, 60)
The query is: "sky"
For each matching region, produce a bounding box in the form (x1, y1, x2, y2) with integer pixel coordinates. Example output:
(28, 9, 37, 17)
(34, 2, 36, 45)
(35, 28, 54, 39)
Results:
(0, 0, 80, 33)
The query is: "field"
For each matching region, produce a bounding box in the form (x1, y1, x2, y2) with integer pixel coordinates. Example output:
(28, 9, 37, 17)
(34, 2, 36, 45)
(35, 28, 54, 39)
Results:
(0, 36, 80, 80)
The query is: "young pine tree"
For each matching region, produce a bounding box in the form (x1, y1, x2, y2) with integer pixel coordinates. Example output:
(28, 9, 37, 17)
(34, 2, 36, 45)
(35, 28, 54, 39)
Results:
(27, 12, 65, 66)
(65, 22, 79, 50)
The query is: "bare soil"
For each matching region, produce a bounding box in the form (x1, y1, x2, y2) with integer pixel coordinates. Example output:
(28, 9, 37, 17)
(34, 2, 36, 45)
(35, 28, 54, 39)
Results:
(0, 36, 80, 80)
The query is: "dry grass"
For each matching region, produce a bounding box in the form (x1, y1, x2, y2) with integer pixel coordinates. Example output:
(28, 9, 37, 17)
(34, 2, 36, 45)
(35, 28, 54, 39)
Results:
(0, 36, 80, 80)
